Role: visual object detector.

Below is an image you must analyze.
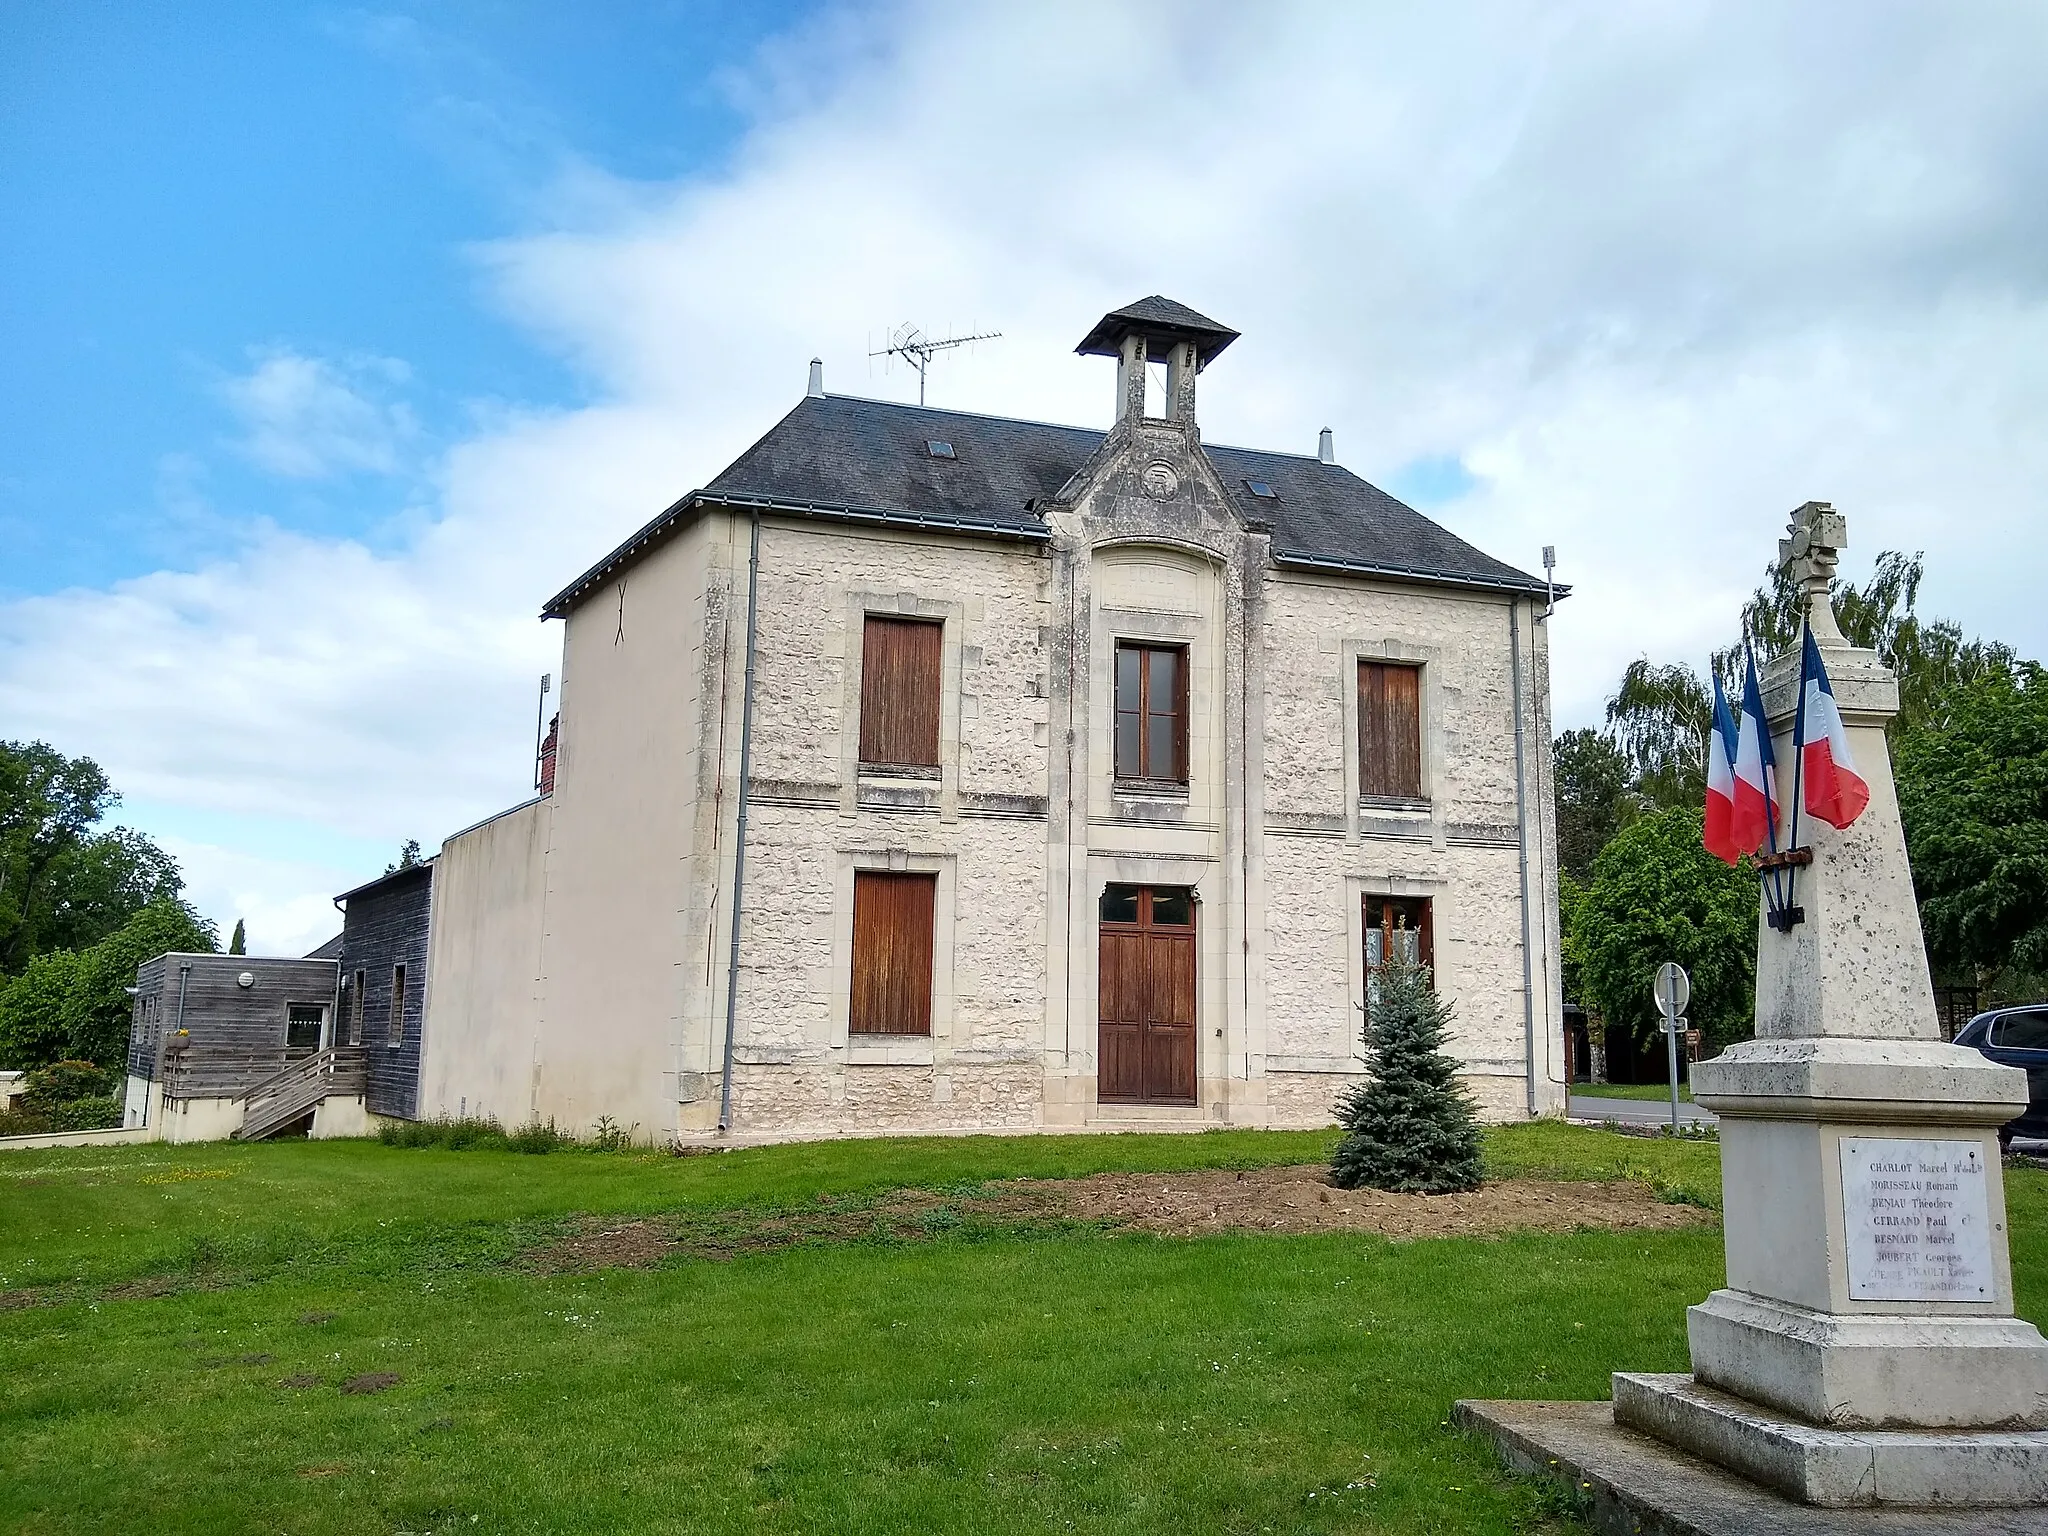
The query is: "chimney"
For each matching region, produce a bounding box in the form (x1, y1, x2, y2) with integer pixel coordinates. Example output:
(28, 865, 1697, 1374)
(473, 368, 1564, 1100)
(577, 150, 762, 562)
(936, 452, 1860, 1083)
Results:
(1318, 427, 1334, 464)
(538, 715, 559, 797)
(807, 358, 824, 399)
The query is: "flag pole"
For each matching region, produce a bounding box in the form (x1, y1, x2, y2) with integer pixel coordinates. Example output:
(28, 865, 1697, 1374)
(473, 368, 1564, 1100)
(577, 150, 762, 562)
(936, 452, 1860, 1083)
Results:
(1788, 618, 1810, 869)
(1747, 644, 1788, 923)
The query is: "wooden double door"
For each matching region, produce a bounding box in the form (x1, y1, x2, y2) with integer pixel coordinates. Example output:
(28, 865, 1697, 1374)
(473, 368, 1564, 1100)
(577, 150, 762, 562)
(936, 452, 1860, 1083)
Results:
(1097, 884, 1197, 1105)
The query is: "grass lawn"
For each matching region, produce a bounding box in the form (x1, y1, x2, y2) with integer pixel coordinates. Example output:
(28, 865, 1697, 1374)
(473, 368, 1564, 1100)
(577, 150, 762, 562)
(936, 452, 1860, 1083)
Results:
(3, 1124, 2038, 1535)
(1567, 1082, 1693, 1104)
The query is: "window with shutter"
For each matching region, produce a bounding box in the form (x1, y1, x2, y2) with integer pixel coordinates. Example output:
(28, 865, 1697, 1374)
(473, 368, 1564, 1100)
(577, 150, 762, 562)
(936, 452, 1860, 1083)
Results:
(859, 617, 943, 769)
(849, 871, 937, 1035)
(1358, 661, 1424, 800)
(1113, 643, 1189, 784)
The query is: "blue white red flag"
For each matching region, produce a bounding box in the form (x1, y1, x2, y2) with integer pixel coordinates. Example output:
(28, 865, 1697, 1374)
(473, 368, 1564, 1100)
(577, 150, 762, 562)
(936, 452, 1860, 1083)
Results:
(1704, 670, 1740, 865)
(1733, 648, 1779, 856)
(1799, 628, 1870, 830)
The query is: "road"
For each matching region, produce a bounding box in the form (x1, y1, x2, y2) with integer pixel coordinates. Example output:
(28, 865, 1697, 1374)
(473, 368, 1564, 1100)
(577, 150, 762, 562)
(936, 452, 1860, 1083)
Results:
(1567, 1093, 1716, 1128)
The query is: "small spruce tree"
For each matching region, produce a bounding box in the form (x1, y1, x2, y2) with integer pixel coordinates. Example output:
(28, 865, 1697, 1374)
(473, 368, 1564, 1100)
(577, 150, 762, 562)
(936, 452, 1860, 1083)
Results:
(1330, 961, 1485, 1193)
(228, 919, 246, 956)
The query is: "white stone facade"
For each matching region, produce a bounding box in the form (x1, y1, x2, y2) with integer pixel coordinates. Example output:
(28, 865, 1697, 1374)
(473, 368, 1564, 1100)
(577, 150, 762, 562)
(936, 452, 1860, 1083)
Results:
(419, 316, 1566, 1143)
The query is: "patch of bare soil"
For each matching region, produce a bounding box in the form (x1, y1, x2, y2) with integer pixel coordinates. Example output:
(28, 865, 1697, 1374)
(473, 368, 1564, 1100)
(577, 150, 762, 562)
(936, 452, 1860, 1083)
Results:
(984, 1165, 1714, 1239)
(520, 1165, 1711, 1274)
(340, 1372, 402, 1395)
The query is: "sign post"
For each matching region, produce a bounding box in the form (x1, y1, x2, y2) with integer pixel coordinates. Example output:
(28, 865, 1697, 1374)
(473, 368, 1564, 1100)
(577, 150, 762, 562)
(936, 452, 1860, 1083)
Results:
(1654, 961, 1690, 1136)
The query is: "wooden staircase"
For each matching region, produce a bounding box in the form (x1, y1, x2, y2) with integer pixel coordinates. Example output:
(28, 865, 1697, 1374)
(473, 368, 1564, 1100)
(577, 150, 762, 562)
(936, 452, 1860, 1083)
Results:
(233, 1047, 367, 1141)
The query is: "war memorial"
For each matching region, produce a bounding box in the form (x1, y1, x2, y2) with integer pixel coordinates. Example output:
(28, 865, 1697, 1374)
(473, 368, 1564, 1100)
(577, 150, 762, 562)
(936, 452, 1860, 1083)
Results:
(1462, 503, 2048, 1532)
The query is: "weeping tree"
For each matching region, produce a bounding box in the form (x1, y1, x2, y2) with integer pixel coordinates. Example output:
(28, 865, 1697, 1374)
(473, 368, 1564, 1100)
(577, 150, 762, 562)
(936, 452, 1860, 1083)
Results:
(1330, 962, 1484, 1194)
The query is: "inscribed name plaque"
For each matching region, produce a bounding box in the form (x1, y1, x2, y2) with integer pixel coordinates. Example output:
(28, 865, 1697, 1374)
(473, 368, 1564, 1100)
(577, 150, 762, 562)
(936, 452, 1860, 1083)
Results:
(1839, 1137, 1993, 1302)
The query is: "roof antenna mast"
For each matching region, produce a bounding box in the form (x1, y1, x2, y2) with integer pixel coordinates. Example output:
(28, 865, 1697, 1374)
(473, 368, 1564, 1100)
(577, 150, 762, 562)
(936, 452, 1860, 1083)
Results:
(869, 323, 1000, 406)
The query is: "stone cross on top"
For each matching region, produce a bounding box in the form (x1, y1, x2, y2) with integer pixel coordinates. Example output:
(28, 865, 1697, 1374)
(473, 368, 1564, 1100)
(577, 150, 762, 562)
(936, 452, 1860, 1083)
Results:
(1776, 500, 1848, 645)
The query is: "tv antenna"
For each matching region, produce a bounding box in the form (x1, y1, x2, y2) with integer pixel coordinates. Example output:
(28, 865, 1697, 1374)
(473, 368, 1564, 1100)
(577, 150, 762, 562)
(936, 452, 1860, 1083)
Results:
(869, 323, 1000, 405)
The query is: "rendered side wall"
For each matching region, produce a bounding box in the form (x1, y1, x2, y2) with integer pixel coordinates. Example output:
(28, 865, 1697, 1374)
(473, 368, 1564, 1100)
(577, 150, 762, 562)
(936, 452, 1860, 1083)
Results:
(530, 517, 718, 1141)
(419, 799, 552, 1126)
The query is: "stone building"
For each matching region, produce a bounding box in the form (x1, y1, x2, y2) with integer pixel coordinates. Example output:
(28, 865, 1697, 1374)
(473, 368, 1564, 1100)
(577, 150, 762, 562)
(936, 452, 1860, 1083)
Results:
(418, 298, 1567, 1141)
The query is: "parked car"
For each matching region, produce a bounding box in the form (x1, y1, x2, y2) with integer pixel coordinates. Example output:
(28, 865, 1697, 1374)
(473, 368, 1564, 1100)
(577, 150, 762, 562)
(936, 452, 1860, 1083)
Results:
(1954, 1005, 2048, 1149)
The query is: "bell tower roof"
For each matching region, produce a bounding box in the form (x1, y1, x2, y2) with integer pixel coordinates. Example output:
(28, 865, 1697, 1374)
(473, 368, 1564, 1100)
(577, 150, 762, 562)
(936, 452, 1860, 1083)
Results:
(1074, 295, 1239, 370)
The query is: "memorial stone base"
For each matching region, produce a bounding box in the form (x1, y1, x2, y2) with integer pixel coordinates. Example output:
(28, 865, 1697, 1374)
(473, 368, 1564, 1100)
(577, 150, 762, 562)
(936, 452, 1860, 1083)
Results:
(1618, 1034, 2048, 1508)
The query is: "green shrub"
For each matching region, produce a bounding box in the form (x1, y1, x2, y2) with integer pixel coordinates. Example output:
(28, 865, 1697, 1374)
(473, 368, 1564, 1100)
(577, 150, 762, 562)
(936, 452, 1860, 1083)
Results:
(378, 1114, 508, 1150)
(48, 1094, 122, 1131)
(0, 1107, 54, 1137)
(505, 1119, 565, 1154)
(21, 1059, 119, 1110)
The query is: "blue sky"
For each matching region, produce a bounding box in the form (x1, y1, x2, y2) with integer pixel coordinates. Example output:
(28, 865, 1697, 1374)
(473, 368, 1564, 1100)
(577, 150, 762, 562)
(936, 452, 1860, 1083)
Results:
(4, 2, 2045, 953)
(2, 2, 806, 598)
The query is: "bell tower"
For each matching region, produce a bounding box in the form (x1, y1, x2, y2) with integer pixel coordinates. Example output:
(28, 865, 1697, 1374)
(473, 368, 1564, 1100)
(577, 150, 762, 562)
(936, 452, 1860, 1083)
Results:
(1074, 296, 1239, 434)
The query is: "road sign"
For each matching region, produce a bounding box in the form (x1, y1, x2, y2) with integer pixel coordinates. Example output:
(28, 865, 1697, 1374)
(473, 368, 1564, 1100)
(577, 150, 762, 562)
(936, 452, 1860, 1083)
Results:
(1654, 962, 1691, 1135)
(1654, 962, 1690, 1019)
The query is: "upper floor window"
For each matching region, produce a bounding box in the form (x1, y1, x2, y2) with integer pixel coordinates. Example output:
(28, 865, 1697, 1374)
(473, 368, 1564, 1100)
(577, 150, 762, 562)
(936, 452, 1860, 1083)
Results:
(1359, 661, 1423, 800)
(1114, 643, 1188, 784)
(859, 616, 942, 770)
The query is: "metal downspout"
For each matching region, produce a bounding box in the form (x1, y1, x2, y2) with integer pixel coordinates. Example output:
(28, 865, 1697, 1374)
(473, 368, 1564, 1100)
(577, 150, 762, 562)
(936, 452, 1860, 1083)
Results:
(717, 512, 763, 1134)
(1509, 598, 1537, 1117)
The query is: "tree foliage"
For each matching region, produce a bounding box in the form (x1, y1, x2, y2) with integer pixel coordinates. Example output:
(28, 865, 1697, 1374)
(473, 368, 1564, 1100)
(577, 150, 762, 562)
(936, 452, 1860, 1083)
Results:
(1554, 728, 1635, 879)
(1329, 963, 1484, 1194)
(385, 839, 423, 875)
(1897, 662, 2048, 990)
(0, 741, 184, 977)
(1576, 806, 1757, 1054)
(1604, 660, 1712, 812)
(0, 898, 216, 1071)
(229, 919, 246, 956)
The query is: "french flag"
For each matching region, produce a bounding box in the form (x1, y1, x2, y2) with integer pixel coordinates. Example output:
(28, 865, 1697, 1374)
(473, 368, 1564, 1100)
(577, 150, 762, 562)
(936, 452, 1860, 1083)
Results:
(1704, 671, 1740, 865)
(1733, 649, 1779, 856)
(1800, 628, 1870, 830)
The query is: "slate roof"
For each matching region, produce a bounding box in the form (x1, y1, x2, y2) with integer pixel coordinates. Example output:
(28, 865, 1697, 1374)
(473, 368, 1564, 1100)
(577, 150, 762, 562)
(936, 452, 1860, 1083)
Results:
(1075, 296, 1241, 367)
(540, 393, 1549, 617)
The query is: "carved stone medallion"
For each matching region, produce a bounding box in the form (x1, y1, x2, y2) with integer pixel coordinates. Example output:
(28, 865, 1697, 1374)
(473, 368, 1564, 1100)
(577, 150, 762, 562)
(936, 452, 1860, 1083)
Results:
(1140, 460, 1180, 501)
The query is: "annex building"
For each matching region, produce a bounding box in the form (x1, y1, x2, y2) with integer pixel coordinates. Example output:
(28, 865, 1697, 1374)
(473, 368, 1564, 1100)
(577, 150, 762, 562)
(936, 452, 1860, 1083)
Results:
(413, 297, 1568, 1142)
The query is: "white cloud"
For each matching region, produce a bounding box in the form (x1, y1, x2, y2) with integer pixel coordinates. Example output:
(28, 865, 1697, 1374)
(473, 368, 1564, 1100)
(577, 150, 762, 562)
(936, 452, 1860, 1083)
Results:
(220, 348, 419, 478)
(6, 0, 2048, 939)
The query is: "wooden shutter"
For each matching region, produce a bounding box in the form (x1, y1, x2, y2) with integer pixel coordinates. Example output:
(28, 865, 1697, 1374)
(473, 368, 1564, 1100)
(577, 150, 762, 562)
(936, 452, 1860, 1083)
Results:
(850, 872, 936, 1035)
(860, 617, 942, 768)
(1359, 661, 1423, 798)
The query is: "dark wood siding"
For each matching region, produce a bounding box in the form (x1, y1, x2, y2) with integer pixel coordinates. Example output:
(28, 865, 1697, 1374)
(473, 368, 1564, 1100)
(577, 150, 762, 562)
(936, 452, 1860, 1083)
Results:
(1097, 886, 1196, 1104)
(338, 864, 433, 1118)
(849, 871, 936, 1035)
(1359, 661, 1423, 799)
(859, 617, 943, 768)
(124, 954, 339, 1084)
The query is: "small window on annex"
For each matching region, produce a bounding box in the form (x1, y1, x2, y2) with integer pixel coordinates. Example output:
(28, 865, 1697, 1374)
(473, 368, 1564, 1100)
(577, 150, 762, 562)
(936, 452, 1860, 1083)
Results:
(1358, 661, 1423, 801)
(1363, 894, 1434, 1025)
(348, 969, 365, 1046)
(388, 964, 407, 1047)
(849, 871, 937, 1036)
(860, 616, 943, 771)
(1113, 643, 1188, 784)
(286, 1003, 326, 1051)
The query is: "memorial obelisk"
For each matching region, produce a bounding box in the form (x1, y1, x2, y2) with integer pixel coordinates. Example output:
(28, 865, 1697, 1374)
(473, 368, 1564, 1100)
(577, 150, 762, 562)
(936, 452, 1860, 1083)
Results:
(1615, 502, 2048, 1507)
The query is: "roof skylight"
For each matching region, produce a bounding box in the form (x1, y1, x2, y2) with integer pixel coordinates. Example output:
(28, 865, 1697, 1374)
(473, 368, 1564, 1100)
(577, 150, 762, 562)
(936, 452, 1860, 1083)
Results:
(927, 439, 956, 459)
(1244, 479, 1277, 499)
